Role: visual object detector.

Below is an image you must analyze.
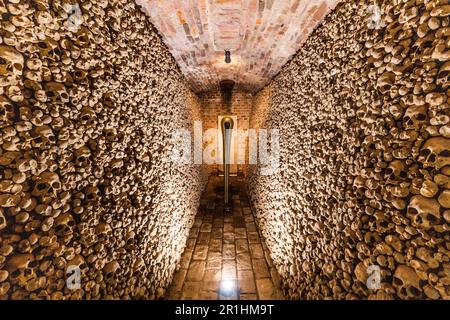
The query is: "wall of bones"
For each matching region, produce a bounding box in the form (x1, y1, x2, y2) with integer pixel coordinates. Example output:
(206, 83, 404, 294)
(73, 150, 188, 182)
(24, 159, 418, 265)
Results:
(0, 0, 206, 299)
(248, 0, 450, 299)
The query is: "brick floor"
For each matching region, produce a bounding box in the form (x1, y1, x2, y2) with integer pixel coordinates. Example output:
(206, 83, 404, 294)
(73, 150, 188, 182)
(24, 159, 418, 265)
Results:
(166, 175, 284, 300)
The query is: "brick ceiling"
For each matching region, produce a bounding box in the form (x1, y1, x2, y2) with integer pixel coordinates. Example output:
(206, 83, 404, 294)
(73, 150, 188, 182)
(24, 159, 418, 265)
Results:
(136, 0, 340, 93)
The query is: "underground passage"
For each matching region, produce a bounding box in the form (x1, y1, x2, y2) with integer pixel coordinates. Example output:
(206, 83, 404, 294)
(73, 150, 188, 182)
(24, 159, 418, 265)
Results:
(0, 0, 449, 302)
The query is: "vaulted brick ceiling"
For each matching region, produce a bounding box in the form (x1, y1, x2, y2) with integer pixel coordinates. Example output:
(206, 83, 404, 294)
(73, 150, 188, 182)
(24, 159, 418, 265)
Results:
(136, 0, 340, 93)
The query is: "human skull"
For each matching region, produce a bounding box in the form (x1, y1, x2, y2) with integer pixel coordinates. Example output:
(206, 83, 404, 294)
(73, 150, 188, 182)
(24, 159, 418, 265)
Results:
(55, 213, 76, 237)
(7, 253, 38, 286)
(32, 125, 56, 148)
(67, 255, 88, 275)
(75, 27, 94, 47)
(419, 137, 450, 170)
(393, 265, 422, 299)
(103, 260, 120, 281)
(376, 71, 396, 94)
(407, 195, 441, 230)
(44, 82, 69, 104)
(80, 106, 96, 124)
(411, 34, 434, 56)
(0, 45, 24, 86)
(0, 95, 15, 122)
(403, 105, 427, 130)
(73, 69, 88, 84)
(85, 186, 100, 202)
(35, 10, 53, 25)
(385, 160, 408, 181)
(437, 61, 450, 89)
(104, 128, 117, 142)
(32, 171, 61, 198)
(37, 39, 62, 62)
(74, 146, 91, 167)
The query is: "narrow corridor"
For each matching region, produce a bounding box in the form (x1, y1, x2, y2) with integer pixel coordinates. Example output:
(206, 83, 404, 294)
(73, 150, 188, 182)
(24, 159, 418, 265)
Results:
(1, 0, 449, 303)
(166, 176, 284, 300)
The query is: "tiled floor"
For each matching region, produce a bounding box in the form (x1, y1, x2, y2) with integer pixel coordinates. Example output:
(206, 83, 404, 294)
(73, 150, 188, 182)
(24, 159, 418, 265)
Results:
(166, 175, 284, 300)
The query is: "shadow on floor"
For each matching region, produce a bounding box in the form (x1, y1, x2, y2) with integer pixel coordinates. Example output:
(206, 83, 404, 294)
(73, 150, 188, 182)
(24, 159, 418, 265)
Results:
(166, 175, 285, 300)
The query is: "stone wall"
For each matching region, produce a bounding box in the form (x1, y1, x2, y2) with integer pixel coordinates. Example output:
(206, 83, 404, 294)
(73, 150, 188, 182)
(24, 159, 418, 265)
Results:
(199, 90, 253, 174)
(248, 0, 450, 300)
(0, 0, 205, 299)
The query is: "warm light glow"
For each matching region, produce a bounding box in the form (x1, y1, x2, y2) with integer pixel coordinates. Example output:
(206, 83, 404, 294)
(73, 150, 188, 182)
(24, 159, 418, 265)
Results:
(219, 279, 236, 297)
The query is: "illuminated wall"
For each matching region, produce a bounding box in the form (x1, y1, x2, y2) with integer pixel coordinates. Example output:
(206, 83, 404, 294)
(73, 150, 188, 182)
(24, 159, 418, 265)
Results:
(0, 0, 206, 299)
(248, 0, 450, 300)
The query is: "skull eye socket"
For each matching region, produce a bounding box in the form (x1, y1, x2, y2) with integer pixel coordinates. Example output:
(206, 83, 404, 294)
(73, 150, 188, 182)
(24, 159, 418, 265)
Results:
(416, 114, 426, 121)
(28, 260, 38, 268)
(420, 148, 431, 157)
(0, 58, 6, 65)
(426, 214, 438, 224)
(78, 156, 86, 162)
(399, 171, 407, 178)
(24, 268, 33, 276)
(423, 40, 433, 49)
(439, 150, 450, 157)
(439, 70, 450, 78)
(11, 270, 20, 278)
(68, 220, 76, 227)
(78, 35, 87, 43)
(55, 225, 65, 233)
(61, 93, 69, 100)
(37, 182, 49, 191)
(393, 277, 403, 286)
(38, 42, 48, 49)
(13, 63, 23, 71)
(428, 154, 436, 163)
(409, 286, 421, 297)
(408, 207, 418, 215)
(52, 182, 61, 189)
(385, 168, 393, 175)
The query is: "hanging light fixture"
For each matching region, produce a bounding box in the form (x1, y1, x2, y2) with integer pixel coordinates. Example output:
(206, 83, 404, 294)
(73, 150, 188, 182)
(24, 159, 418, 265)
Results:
(225, 50, 231, 64)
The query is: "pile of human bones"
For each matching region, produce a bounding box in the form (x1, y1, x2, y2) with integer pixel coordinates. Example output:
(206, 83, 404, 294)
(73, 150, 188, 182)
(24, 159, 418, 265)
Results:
(0, 0, 205, 299)
(248, 0, 450, 300)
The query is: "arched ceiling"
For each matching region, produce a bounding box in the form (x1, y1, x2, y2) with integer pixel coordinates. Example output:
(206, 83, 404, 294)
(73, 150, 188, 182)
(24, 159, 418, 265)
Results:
(136, 0, 340, 93)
